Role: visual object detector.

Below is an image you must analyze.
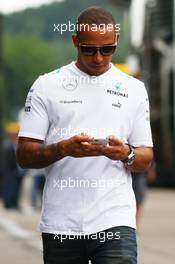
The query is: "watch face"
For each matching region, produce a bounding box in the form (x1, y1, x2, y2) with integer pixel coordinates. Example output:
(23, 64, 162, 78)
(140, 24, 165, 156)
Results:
(125, 146, 135, 166)
(126, 155, 135, 166)
(121, 145, 135, 165)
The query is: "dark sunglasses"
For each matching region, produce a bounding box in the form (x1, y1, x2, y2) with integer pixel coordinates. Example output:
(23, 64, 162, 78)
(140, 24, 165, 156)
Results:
(79, 43, 117, 56)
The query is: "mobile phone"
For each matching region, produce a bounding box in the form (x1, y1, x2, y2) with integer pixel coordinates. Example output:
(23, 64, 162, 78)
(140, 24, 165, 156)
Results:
(92, 138, 108, 145)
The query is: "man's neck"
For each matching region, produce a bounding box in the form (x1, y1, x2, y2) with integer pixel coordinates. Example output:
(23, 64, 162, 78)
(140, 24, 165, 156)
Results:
(75, 60, 111, 76)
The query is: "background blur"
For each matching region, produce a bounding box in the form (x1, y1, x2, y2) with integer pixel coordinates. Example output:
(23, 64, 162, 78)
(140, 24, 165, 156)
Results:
(0, 0, 174, 263)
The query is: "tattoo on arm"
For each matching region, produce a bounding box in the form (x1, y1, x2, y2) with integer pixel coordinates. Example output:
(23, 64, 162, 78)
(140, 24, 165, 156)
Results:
(17, 137, 65, 169)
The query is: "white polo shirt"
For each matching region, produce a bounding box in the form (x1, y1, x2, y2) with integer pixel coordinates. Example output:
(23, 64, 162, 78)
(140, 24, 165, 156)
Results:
(19, 62, 153, 234)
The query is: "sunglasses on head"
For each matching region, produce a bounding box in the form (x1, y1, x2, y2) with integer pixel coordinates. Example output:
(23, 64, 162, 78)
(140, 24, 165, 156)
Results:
(79, 43, 117, 56)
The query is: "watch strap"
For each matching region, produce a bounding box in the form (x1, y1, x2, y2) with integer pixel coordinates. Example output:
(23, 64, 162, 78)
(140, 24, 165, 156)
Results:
(121, 145, 135, 166)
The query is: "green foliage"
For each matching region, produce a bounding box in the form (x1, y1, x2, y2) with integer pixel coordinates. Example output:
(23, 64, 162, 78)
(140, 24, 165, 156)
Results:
(3, 34, 76, 118)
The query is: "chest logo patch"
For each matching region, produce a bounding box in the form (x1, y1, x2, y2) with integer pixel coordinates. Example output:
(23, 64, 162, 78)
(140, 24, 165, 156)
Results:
(62, 78, 78, 91)
(115, 83, 122, 91)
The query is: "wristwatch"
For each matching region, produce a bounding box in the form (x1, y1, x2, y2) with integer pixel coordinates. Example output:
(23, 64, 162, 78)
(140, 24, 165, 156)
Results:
(122, 145, 135, 166)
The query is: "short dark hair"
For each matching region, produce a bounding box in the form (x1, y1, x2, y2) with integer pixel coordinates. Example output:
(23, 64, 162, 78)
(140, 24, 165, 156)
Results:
(76, 6, 116, 35)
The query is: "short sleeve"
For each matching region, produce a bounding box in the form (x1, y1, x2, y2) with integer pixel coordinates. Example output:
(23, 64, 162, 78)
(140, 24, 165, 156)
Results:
(18, 76, 49, 140)
(128, 85, 153, 147)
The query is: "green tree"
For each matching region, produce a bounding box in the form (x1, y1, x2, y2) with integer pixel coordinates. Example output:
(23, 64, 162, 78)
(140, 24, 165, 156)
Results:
(3, 34, 77, 118)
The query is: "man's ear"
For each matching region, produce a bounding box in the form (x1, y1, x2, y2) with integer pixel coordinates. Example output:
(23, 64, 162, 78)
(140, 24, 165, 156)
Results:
(72, 34, 79, 48)
(116, 33, 120, 43)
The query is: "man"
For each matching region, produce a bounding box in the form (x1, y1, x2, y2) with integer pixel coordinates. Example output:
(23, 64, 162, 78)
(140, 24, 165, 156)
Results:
(17, 6, 153, 264)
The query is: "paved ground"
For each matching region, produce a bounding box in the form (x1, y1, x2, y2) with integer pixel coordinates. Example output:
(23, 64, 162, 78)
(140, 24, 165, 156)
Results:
(0, 179, 175, 264)
(0, 230, 42, 264)
(138, 188, 175, 264)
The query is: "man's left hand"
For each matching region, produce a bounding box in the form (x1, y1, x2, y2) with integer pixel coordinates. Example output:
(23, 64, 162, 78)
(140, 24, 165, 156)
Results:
(102, 136, 130, 161)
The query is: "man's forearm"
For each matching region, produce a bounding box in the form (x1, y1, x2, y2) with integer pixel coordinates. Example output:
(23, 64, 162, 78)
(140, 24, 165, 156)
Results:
(17, 139, 66, 169)
(125, 147, 153, 172)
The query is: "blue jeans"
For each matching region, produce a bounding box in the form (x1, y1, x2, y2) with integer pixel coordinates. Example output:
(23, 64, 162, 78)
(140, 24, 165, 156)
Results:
(42, 226, 137, 264)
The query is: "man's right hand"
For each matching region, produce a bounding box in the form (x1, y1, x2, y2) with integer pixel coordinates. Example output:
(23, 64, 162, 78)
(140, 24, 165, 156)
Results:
(17, 133, 105, 169)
